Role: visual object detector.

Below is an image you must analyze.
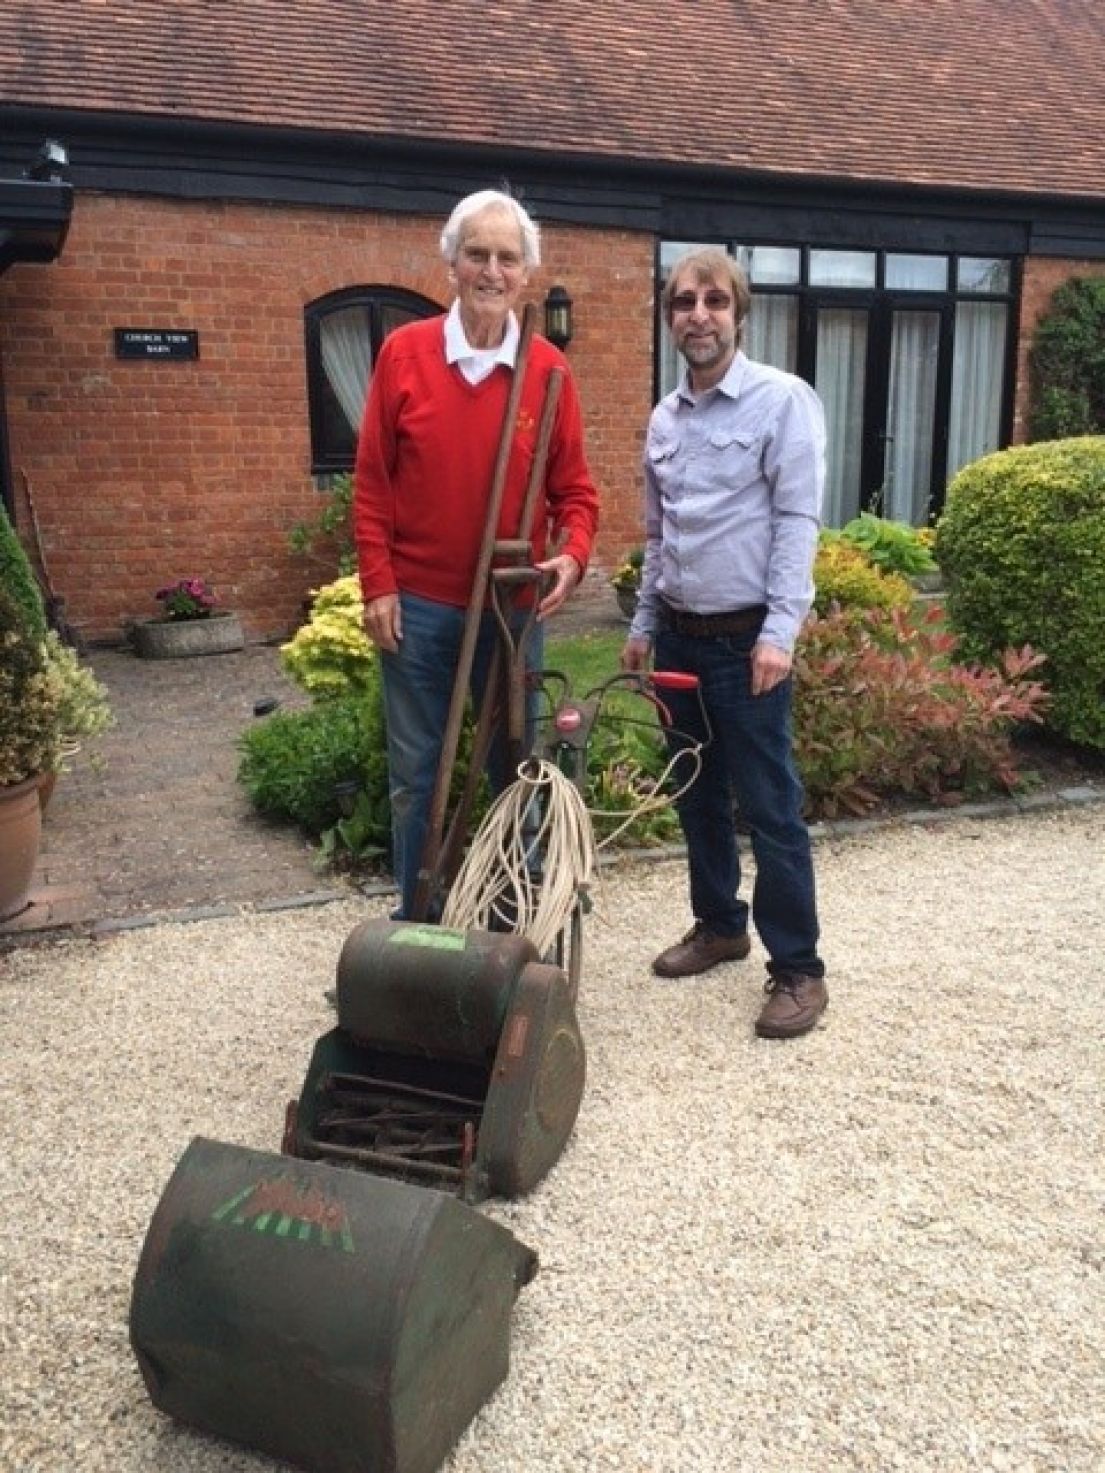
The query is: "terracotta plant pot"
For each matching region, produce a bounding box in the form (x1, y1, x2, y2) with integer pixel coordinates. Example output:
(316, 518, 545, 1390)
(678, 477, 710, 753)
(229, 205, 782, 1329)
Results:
(37, 770, 58, 812)
(0, 774, 43, 922)
(132, 611, 245, 659)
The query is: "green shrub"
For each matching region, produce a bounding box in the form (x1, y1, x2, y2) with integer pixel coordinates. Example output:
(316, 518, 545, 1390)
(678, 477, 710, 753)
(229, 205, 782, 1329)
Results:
(237, 688, 388, 836)
(0, 502, 47, 641)
(0, 584, 62, 785)
(281, 575, 376, 699)
(288, 473, 355, 574)
(584, 697, 682, 847)
(42, 633, 113, 744)
(835, 512, 938, 577)
(935, 436, 1105, 749)
(793, 605, 1050, 816)
(1029, 277, 1105, 441)
(813, 538, 913, 613)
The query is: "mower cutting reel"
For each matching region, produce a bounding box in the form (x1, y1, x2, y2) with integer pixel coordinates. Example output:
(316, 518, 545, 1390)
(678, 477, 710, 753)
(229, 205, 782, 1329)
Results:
(286, 919, 586, 1202)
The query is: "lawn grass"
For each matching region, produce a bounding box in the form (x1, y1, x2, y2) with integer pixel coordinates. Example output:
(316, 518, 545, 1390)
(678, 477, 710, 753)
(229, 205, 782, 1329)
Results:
(544, 629, 624, 693)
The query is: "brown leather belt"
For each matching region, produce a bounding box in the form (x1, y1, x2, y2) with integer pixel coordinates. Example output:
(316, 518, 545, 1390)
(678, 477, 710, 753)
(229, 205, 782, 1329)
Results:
(660, 600, 767, 637)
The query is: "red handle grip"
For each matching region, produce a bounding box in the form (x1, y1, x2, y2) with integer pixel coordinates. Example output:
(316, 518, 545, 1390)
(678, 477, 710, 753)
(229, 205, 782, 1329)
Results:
(650, 670, 700, 691)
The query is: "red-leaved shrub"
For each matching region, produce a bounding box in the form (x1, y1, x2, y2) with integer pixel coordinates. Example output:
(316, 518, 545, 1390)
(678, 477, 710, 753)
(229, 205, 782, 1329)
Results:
(793, 605, 1050, 817)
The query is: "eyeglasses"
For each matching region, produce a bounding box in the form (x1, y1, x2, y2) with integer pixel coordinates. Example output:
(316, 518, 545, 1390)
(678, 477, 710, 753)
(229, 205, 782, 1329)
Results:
(669, 289, 733, 314)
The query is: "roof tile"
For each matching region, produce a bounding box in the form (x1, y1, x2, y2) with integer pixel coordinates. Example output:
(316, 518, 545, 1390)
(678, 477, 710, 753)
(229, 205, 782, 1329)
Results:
(1, 0, 1104, 199)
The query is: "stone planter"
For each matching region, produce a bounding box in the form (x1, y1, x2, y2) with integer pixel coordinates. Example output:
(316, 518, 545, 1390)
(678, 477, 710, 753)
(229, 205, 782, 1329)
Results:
(0, 775, 43, 922)
(132, 611, 245, 659)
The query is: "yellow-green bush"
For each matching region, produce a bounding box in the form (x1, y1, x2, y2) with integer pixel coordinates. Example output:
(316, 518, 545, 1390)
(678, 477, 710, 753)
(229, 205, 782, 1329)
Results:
(813, 538, 913, 614)
(280, 576, 375, 699)
(936, 436, 1105, 749)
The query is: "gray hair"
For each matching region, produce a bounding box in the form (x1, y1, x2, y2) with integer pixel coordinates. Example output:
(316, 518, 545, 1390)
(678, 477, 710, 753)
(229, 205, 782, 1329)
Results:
(439, 190, 541, 268)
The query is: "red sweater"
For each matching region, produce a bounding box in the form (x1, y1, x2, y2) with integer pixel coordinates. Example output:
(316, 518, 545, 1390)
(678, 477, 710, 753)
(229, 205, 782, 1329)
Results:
(353, 316, 599, 606)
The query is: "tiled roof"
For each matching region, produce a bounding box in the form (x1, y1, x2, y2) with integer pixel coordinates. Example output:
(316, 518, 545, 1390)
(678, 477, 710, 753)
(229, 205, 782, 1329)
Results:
(2, 0, 1104, 201)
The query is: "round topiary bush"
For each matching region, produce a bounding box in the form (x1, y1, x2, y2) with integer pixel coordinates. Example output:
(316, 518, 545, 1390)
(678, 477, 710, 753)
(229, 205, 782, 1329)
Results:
(935, 436, 1105, 749)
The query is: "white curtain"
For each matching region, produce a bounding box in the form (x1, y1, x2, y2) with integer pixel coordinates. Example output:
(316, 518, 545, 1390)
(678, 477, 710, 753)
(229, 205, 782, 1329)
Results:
(746, 295, 798, 372)
(815, 309, 868, 527)
(947, 302, 1007, 478)
(658, 316, 681, 398)
(320, 305, 374, 431)
(884, 311, 939, 524)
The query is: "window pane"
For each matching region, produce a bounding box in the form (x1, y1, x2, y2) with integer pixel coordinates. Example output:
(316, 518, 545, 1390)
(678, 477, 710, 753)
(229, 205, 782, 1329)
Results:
(657, 313, 682, 398)
(659, 240, 720, 276)
(815, 307, 869, 526)
(319, 305, 373, 433)
(884, 310, 940, 524)
(886, 254, 949, 291)
(948, 301, 1008, 477)
(307, 287, 440, 471)
(957, 257, 1011, 294)
(746, 294, 798, 371)
(735, 245, 801, 286)
(809, 249, 876, 288)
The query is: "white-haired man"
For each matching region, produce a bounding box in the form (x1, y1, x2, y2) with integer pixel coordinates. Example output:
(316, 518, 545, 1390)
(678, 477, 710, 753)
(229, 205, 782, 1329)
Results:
(353, 189, 600, 919)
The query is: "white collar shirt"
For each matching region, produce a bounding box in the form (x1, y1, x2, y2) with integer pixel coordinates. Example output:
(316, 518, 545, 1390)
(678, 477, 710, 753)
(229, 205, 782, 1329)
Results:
(443, 301, 520, 384)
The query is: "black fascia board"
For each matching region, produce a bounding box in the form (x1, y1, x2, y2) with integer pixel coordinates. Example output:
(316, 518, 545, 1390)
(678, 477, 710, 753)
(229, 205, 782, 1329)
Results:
(0, 175, 73, 269)
(2, 103, 1105, 253)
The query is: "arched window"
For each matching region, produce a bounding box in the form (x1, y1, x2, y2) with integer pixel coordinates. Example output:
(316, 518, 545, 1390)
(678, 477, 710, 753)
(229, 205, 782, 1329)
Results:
(305, 286, 441, 472)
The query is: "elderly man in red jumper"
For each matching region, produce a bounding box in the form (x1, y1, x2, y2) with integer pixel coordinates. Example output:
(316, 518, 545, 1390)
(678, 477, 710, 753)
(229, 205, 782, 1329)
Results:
(353, 188, 600, 919)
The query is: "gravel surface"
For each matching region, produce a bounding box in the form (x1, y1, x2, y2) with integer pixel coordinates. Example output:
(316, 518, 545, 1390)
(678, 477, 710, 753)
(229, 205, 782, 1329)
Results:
(1, 807, 1103, 1473)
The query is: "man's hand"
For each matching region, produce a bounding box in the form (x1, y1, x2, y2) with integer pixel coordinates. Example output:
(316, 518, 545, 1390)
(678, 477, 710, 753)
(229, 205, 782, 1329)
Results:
(362, 593, 401, 653)
(621, 634, 652, 673)
(535, 553, 582, 619)
(750, 639, 792, 696)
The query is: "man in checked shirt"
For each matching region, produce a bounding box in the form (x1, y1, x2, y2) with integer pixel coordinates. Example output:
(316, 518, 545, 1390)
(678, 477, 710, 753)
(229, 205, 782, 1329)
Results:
(622, 246, 828, 1039)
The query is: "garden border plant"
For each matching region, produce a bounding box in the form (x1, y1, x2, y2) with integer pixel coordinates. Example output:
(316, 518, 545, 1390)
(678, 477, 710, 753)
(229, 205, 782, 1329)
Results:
(936, 436, 1105, 751)
(1029, 276, 1105, 441)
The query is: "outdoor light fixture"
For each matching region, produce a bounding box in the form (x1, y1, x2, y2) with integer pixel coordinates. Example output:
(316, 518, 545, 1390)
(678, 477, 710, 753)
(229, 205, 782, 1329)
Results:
(24, 140, 69, 183)
(544, 285, 573, 349)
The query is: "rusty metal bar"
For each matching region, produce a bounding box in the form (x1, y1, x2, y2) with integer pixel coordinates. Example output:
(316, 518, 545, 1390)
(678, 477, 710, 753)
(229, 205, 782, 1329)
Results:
(319, 1071, 485, 1111)
(302, 1135, 466, 1183)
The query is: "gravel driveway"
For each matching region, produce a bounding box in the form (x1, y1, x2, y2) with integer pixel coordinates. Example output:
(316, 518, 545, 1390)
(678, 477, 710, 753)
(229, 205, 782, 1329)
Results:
(1, 806, 1103, 1473)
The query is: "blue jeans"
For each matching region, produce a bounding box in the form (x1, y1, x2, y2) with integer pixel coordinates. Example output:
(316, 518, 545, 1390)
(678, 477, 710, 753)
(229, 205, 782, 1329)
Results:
(655, 622, 824, 978)
(380, 591, 543, 919)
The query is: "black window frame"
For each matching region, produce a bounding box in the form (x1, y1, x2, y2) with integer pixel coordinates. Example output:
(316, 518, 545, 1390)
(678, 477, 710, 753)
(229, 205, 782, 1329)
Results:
(654, 240, 1020, 520)
(304, 284, 441, 474)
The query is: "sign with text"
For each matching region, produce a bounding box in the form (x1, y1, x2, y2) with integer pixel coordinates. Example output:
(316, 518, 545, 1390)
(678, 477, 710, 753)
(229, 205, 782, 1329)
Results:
(114, 328, 199, 361)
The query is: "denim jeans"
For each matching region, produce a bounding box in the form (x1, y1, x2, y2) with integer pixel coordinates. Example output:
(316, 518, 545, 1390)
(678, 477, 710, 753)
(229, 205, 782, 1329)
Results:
(654, 621, 824, 978)
(380, 591, 543, 920)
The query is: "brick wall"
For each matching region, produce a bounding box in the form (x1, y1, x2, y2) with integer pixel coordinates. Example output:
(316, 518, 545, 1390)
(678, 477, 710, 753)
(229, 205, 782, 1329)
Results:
(0, 194, 653, 642)
(1012, 256, 1105, 443)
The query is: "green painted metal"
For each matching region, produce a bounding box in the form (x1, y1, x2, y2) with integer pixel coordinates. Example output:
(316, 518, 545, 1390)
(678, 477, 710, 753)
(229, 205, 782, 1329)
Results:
(130, 1136, 537, 1473)
(296, 921, 586, 1201)
(335, 919, 540, 1062)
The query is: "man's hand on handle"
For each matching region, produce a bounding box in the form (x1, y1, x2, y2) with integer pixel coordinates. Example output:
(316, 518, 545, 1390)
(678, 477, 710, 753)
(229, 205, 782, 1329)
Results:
(535, 553, 582, 619)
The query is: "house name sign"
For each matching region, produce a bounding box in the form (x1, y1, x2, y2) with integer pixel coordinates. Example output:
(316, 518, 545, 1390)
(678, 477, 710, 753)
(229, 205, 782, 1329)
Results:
(114, 328, 199, 360)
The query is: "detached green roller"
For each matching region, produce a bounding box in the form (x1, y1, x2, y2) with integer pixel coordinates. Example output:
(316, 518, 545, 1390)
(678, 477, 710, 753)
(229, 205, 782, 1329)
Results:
(130, 1137, 537, 1473)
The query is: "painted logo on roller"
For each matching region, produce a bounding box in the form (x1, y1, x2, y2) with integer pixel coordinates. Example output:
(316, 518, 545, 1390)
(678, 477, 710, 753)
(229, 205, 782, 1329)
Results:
(212, 1175, 355, 1252)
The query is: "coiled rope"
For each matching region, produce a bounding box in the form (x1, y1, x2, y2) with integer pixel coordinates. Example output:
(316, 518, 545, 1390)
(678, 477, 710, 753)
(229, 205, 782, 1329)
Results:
(442, 742, 703, 958)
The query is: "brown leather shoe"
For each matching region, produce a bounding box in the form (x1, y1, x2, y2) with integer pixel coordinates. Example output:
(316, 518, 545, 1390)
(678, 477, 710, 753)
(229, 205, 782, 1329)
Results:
(755, 973, 828, 1038)
(652, 922, 751, 978)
